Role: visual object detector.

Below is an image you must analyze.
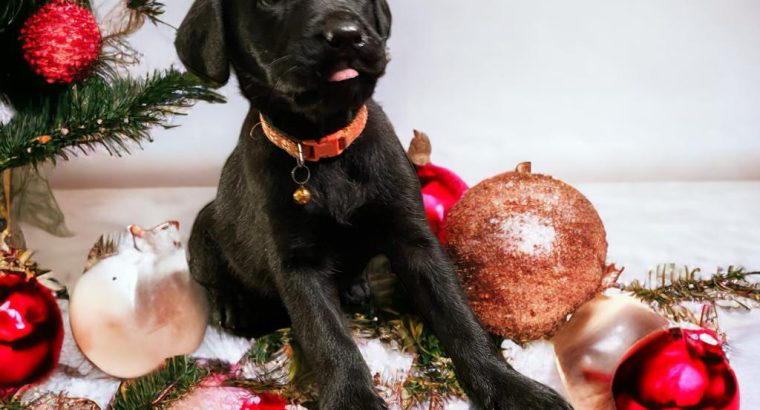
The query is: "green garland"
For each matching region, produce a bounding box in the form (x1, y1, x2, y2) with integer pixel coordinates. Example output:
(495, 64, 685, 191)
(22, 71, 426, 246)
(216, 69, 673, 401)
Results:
(620, 265, 760, 322)
(400, 320, 462, 407)
(0, 398, 24, 410)
(223, 312, 465, 410)
(110, 357, 207, 410)
(0, 70, 224, 171)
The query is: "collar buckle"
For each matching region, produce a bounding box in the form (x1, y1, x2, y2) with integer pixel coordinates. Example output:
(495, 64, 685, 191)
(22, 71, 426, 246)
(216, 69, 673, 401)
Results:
(259, 105, 369, 162)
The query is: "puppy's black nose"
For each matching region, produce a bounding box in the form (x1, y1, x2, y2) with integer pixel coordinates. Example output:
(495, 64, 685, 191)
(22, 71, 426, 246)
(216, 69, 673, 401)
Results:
(323, 17, 366, 49)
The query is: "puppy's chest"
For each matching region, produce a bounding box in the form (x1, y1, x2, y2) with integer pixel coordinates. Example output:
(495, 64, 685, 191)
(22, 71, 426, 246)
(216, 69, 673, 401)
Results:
(303, 159, 374, 222)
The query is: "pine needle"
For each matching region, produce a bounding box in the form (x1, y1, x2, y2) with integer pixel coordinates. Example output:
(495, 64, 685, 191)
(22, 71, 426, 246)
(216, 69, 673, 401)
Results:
(110, 356, 207, 410)
(126, 0, 165, 25)
(620, 265, 760, 322)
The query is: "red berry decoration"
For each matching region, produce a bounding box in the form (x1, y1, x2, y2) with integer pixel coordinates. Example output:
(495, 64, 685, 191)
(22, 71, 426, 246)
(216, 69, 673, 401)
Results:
(407, 130, 468, 244)
(19, 0, 102, 84)
(613, 328, 739, 410)
(0, 244, 64, 391)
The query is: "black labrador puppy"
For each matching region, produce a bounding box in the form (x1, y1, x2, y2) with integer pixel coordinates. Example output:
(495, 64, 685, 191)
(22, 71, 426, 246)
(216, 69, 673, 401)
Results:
(176, 1, 572, 409)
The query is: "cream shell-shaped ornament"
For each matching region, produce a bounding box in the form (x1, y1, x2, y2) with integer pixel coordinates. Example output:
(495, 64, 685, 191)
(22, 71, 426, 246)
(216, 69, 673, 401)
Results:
(69, 221, 209, 378)
(552, 293, 669, 410)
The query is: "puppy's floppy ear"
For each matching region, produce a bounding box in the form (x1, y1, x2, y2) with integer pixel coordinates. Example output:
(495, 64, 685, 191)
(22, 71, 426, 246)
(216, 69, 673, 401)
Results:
(175, 0, 230, 86)
(374, 0, 392, 39)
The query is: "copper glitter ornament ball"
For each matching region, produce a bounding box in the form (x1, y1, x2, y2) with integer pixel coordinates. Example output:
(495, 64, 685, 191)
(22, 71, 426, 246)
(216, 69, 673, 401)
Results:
(446, 162, 611, 342)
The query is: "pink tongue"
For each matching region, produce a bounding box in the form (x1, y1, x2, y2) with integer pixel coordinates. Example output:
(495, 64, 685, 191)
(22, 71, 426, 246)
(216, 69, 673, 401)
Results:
(329, 68, 359, 82)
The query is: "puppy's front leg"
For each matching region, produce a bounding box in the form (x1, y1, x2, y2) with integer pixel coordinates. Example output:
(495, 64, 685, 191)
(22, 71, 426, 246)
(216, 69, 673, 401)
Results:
(272, 258, 387, 410)
(381, 209, 572, 410)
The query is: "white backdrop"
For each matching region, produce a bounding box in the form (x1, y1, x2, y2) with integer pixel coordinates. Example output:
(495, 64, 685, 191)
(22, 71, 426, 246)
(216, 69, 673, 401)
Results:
(49, 0, 760, 188)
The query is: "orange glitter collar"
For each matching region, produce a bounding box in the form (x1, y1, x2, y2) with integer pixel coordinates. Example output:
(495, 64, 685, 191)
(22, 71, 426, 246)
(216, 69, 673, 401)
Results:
(259, 105, 368, 162)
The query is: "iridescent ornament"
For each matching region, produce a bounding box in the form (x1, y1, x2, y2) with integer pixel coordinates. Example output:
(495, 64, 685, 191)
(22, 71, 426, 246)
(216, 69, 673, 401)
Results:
(69, 222, 208, 378)
(553, 294, 668, 409)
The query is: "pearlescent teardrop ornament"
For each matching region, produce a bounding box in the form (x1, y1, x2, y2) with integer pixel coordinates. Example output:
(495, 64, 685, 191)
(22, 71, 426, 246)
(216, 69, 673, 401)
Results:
(69, 221, 208, 378)
(552, 294, 668, 410)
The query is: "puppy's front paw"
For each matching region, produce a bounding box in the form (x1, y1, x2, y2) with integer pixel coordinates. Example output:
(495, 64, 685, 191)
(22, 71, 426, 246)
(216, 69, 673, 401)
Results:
(320, 383, 388, 410)
(498, 375, 573, 410)
(470, 367, 573, 410)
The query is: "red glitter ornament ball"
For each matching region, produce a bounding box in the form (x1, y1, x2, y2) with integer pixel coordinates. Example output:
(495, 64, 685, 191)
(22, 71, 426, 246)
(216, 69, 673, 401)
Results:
(19, 0, 102, 84)
(613, 328, 739, 410)
(0, 272, 64, 390)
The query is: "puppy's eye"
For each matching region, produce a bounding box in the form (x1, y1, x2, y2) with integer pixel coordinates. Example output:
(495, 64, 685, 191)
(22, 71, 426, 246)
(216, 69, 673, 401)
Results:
(258, 0, 281, 8)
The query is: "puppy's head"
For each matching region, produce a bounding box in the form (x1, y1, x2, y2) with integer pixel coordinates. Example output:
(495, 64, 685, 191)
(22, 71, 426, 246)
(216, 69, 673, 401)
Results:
(176, 0, 391, 118)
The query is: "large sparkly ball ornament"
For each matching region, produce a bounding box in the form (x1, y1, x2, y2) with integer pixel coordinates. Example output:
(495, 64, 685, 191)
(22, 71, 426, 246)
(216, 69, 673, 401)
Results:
(0, 266, 64, 389)
(69, 222, 208, 378)
(19, 0, 102, 84)
(552, 294, 669, 409)
(407, 130, 468, 244)
(612, 327, 739, 410)
(446, 162, 611, 342)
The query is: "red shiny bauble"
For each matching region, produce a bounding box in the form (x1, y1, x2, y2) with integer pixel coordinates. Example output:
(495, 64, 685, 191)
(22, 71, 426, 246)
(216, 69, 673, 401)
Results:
(418, 162, 468, 243)
(612, 328, 739, 410)
(0, 272, 64, 390)
(239, 392, 288, 410)
(408, 130, 468, 244)
(19, 0, 102, 84)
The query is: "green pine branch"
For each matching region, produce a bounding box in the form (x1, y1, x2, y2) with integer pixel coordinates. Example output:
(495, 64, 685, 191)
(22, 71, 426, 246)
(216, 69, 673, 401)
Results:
(248, 329, 290, 365)
(394, 316, 464, 409)
(621, 265, 760, 322)
(0, 69, 225, 171)
(233, 312, 466, 409)
(110, 356, 207, 410)
(0, 396, 24, 410)
(127, 0, 165, 24)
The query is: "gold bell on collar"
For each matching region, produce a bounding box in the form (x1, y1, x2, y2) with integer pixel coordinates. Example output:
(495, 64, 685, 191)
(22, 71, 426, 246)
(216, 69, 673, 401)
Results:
(293, 185, 312, 205)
